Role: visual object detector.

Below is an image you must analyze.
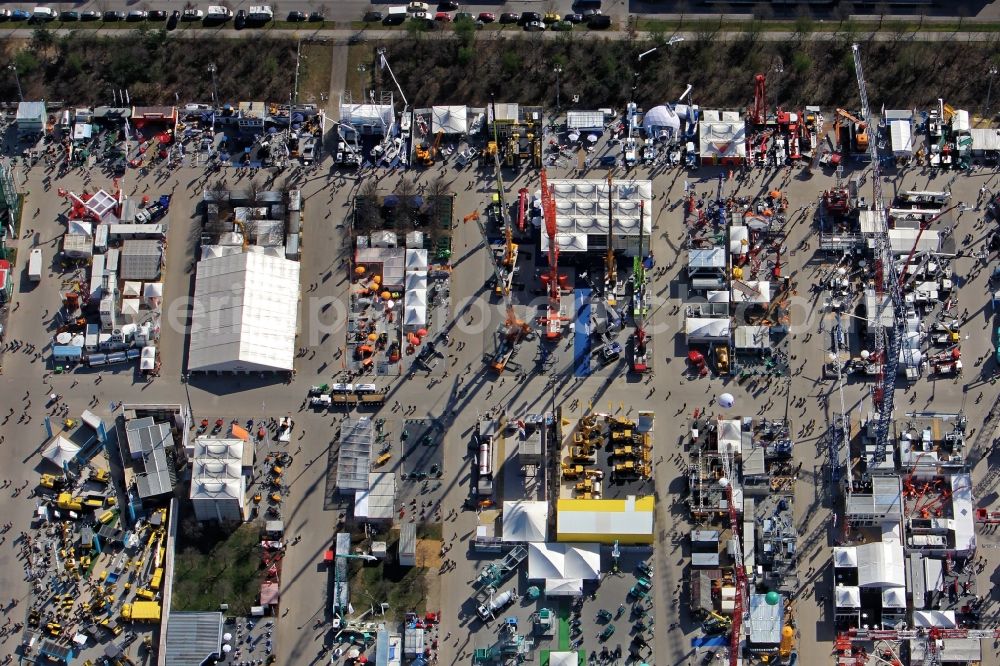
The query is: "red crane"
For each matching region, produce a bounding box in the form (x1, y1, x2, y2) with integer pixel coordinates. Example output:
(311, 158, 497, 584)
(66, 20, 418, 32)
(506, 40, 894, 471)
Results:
(517, 187, 529, 233)
(896, 203, 959, 290)
(748, 73, 767, 126)
(539, 168, 564, 339)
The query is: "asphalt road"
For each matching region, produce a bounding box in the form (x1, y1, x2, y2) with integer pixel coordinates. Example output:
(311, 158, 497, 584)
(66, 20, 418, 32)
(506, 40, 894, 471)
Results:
(2, 129, 1000, 666)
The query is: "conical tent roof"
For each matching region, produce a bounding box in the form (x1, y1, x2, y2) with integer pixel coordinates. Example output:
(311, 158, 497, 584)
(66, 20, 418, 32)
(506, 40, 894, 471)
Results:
(502, 501, 548, 542)
(43, 436, 81, 467)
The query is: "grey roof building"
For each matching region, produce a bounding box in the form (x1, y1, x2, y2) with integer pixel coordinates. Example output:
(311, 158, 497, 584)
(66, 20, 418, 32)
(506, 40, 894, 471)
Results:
(163, 611, 224, 666)
(123, 416, 176, 501)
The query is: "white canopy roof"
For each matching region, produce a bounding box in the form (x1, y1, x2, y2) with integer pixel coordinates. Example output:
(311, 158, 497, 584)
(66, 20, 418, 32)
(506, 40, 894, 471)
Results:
(43, 436, 81, 467)
(699, 117, 747, 160)
(913, 610, 956, 628)
(550, 652, 581, 666)
(68, 219, 93, 236)
(527, 543, 601, 582)
(856, 541, 906, 588)
(431, 105, 467, 134)
(404, 306, 425, 326)
(405, 249, 428, 270)
(833, 546, 858, 568)
(340, 103, 393, 129)
(121, 298, 141, 317)
(541, 179, 653, 254)
(685, 317, 730, 342)
(405, 271, 428, 291)
(545, 579, 583, 596)
(188, 251, 300, 372)
(123, 281, 142, 298)
(502, 501, 549, 543)
(717, 419, 741, 454)
(140, 346, 156, 370)
(890, 119, 913, 156)
(835, 585, 861, 608)
(882, 586, 907, 608)
(407, 288, 427, 308)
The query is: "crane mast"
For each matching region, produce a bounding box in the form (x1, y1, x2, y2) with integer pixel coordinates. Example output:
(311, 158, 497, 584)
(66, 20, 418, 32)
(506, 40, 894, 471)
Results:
(540, 168, 563, 339)
(852, 43, 903, 464)
(720, 437, 748, 666)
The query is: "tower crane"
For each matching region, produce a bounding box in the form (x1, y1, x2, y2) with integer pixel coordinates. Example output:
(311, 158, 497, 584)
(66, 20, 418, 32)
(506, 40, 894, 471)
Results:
(719, 436, 748, 666)
(852, 43, 905, 466)
(539, 167, 565, 339)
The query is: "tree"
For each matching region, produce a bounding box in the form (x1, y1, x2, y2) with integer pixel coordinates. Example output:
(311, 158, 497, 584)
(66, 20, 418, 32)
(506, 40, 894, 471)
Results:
(394, 176, 417, 233)
(31, 28, 55, 54)
(354, 178, 382, 235)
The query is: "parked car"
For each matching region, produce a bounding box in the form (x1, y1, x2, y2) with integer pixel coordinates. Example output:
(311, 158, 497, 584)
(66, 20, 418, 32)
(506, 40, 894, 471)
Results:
(0, 10, 10, 20)
(434, 11, 451, 21)
(524, 19, 545, 31)
(552, 20, 573, 31)
(103, 10, 125, 21)
(81, 10, 101, 21)
(287, 10, 306, 21)
(10, 9, 31, 20)
(519, 11, 541, 24)
(412, 11, 428, 20)
(59, 10, 79, 20)
(126, 10, 148, 21)
(407, 2, 429, 12)
(477, 12, 495, 22)
(543, 12, 560, 23)
(454, 11, 474, 21)
(564, 13, 583, 23)
(438, 0, 459, 9)
(363, 10, 383, 22)
(587, 14, 611, 28)
(181, 9, 204, 20)
(382, 13, 404, 25)
(499, 12, 519, 23)
(166, 9, 179, 28)
(234, 8, 246, 28)
(149, 10, 167, 20)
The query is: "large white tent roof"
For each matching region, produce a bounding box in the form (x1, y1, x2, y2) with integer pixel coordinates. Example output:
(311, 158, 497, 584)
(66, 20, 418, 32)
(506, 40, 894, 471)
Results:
(502, 501, 549, 542)
(188, 251, 300, 372)
(431, 105, 467, 134)
(405, 249, 428, 270)
(699, 115, 747, 159)
(685, 317, 731, 342)
(527, 543, 601, 581)
(856, 541, 906, 588)
(833, 546, 858, 568)
(835, 585, 861, 608)
(405, 271, 428, 291)
(642, 105, 681, 134)
(541, 179, 653, 253)
(549, 652, 580, 666)
(43, 436, 81, 467)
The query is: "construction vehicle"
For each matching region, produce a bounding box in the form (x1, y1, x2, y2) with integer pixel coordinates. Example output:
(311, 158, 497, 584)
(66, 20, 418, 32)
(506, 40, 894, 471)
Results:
(56, 493, 84, 512)
(416, 130, 443, 166)
(570, 449, 596, 464)
(612, 446, 636, 459)
(835, 108, 868, 151)
(39, 474, 65, 490)
(538, 168, 567, 339)
(574, 479, 602, 496)
(562, 464, 584, 479)
(714, 345, 730, 375)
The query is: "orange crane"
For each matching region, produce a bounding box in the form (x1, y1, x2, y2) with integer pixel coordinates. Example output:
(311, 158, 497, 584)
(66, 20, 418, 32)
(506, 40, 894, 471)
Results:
(835, 108, 868, 151)
(539, 167, 565, 339)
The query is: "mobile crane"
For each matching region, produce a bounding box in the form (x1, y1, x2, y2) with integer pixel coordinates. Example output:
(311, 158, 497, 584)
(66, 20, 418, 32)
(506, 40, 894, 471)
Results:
(835, 108, 869, 152)
(748, 73, 767, 127)
(720, 437, 748, 666)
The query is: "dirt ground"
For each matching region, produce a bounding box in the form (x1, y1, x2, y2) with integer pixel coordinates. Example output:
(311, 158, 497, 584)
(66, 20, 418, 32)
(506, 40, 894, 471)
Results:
(415, 538, 443, 568)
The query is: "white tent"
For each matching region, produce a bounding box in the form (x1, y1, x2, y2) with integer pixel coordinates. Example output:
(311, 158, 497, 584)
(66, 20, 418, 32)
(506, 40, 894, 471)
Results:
(502, 501, 549, 543)
(405, 249, 429, 271)
(642, 105, 681, 137)
(717, 419, 741, 454)
(527, 543, 601, 582)
(404, 306, 425, 326)
(188, 251, 300, 373)
(43, 436, 81, 467)
(67, 219, 93, 236)
(407, 289, 427, 309)
(856, 541, 906, 588)
(405, 271, 428, 291)
(833, 546, 858, 568)
(913, 610, 956, 628)
(890, 119, 913, 157)
(123, 281, 142, 298)
(121, 298, 141, 320)
(835, 585, 861, 608)
(431, 105, 468, 135)
(699, 113, 747, 164)
(143, 282, 163, 308)
(140, 346, 156, 371)
(549, 652, 581, 666)
(685, 317, 730, 342)
(882, 586, 906, 609)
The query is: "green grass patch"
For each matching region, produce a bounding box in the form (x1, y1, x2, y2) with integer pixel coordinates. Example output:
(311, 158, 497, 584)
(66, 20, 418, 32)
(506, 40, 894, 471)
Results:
(298, 41, 334, 104)
(345, 45, 371, 100)
(172, 522, 263, 616)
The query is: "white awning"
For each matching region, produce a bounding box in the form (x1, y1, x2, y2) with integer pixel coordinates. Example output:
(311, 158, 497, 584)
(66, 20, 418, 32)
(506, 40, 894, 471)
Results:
(685, 317, 730, 342)
(405, 249, 428, 270)
(856, 541, 906, 588)
(833, 546, 858, 568)
(882, 586, 907, 608)
(545, 579, 583, 597)
(405, 271, 427, 291)
(913, 610, 956, 628)
(835, 585, 861, 608)
(890, 120, 913, 156)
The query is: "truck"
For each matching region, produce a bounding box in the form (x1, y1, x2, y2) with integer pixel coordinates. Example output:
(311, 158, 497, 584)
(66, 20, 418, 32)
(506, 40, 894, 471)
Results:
(247, 5, 273, 20)
(121, 601, 161, 623)
(206, 5, 233, 19)
(28, 248, 43, 282)
(476, 588, 517, 621)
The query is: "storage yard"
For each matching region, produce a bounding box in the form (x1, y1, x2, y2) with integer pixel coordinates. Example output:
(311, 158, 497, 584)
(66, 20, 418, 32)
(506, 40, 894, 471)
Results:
(1, 24, 1000, 666)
